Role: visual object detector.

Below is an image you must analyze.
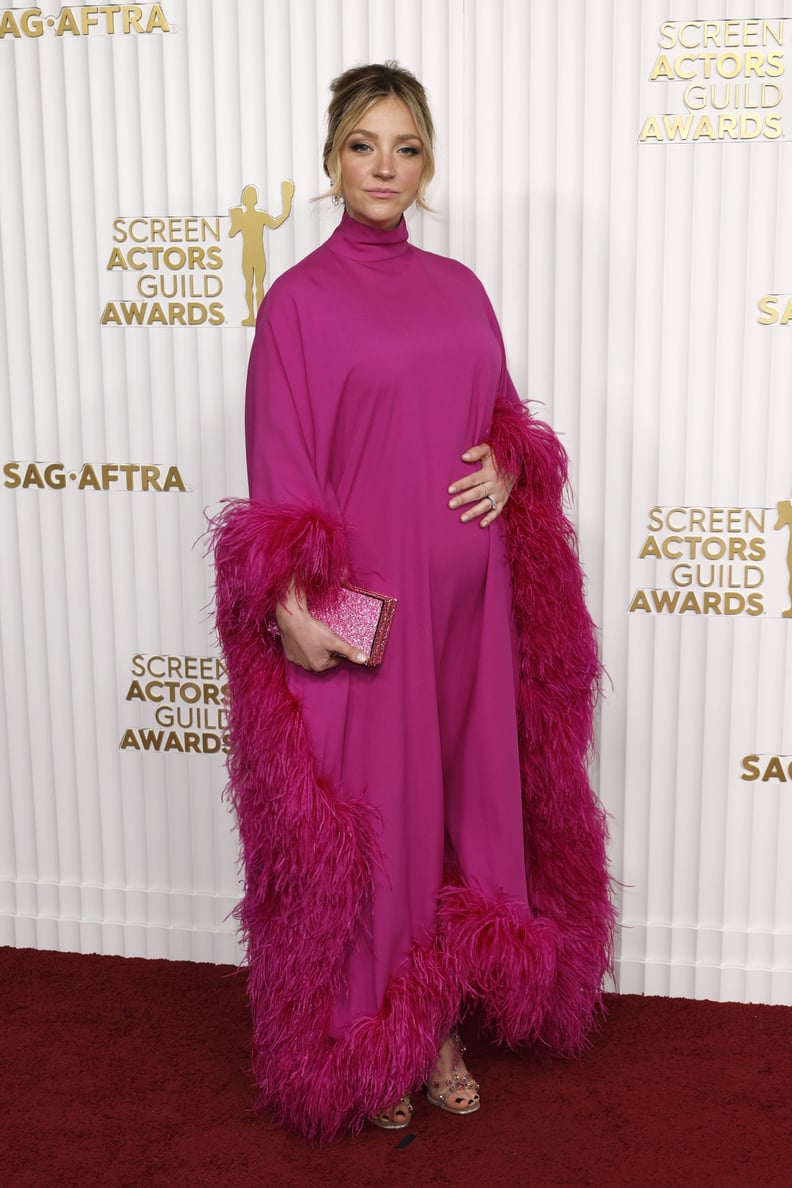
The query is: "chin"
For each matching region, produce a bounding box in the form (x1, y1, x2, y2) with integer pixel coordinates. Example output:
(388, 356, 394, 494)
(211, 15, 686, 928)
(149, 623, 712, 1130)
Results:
(349, 208, 402, 229)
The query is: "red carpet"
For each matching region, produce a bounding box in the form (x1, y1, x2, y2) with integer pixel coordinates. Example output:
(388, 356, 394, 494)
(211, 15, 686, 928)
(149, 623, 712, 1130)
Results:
(3, 946, 790, 1186)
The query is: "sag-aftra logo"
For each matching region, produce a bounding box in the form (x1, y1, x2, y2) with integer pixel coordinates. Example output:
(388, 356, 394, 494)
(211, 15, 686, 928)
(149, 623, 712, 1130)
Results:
(0, 5, 171, 38)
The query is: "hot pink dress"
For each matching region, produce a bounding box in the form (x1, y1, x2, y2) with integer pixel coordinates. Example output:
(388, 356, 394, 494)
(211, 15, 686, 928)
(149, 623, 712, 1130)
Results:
(213, 211, 613, 1142)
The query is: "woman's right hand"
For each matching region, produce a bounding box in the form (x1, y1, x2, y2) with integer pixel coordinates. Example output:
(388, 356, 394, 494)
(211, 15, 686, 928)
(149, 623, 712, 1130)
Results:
(274, 588, 369, 673)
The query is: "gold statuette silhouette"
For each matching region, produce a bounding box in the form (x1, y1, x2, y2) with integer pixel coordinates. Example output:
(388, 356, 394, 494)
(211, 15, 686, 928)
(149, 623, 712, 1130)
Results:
(775, 499, 792, 618)
(229, 180, 295, 326)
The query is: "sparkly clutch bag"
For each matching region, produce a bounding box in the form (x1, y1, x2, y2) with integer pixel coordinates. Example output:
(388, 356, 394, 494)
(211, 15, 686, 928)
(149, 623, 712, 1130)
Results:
(309, 585, 397, 667)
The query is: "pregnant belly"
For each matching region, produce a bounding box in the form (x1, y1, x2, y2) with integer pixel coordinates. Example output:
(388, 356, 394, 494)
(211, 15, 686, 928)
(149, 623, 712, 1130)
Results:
(428, 507, 492, 587)
(343, 474, 505, 601)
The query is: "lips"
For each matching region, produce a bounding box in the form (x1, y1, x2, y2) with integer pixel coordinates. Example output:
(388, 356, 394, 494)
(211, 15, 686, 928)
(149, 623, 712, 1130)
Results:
(365, 189, 399, 198)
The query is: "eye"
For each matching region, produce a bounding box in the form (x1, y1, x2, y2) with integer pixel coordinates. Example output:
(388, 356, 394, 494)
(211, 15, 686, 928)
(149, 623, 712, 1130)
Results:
(398, 145, 421, 156)
(348, 141, 372, 153)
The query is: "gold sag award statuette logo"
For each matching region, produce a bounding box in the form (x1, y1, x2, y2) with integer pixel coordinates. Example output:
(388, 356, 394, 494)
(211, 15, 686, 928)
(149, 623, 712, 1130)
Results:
(639, 19, 787, 142)
(100, 181, 294, 327)
(738, 500, 792, 784)
(0, 5, 171, 38)
(229, 181, 295, 326)
(629, 503, 792, 616)
(776, 499, 792, 618)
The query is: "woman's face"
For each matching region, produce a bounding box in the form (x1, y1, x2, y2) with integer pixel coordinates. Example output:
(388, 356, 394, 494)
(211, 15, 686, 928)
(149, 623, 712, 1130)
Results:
(338, 96, 425, 230)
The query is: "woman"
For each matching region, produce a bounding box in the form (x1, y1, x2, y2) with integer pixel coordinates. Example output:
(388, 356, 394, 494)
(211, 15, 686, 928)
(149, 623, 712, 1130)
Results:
(213, 62, 613, 1142)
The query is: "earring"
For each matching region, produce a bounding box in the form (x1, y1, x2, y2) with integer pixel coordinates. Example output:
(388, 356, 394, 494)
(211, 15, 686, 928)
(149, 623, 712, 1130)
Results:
(331, 194, 342, 207)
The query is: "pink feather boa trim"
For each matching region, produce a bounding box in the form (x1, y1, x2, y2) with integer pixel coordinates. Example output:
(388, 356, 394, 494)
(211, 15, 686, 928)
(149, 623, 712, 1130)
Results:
(210, 399, 614, 1142)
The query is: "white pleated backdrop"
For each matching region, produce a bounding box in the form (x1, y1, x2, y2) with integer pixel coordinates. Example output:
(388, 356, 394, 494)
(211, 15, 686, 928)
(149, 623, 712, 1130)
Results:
(1, 0, 791, 1003)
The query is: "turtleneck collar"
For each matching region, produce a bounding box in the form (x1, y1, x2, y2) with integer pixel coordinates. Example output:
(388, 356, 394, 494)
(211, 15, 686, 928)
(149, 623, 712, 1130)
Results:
(327, 209, 410, 263)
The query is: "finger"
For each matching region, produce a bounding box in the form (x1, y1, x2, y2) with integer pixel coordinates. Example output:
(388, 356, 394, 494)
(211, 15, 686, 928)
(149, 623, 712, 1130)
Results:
(459, 498, 490, 522)
(325, 631, 369, 666)
(309, 648, 349, 673)
(449, 443, 491, 495)
(460, 443, 490, 462)
(448, 472, 492, 502)
(449, 470, 483, 492)
(450, 480, 496, 509)
(449, 462, 497, 497)
(479, 508, 501, 527)
(460, 496, 500, 524)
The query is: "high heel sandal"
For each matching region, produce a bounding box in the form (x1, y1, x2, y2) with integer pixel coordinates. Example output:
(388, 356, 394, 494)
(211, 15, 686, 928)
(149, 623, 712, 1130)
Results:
(425, 1032, 481, 1115)
(371, 1094, 413, 1130)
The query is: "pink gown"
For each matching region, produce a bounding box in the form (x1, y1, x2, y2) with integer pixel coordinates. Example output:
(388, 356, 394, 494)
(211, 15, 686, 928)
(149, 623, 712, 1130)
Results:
(213, 211, 613, 1142)
(246, 212, 528, 1032)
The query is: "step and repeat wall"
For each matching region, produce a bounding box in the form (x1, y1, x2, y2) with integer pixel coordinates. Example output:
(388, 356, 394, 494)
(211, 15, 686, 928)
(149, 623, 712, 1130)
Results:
(1, 0, 791, 1003)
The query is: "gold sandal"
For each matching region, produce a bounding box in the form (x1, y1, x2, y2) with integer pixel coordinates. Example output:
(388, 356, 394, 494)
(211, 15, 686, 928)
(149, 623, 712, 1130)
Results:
(371, 1094, 413, 1130)
(425, 1032, 481, 1115)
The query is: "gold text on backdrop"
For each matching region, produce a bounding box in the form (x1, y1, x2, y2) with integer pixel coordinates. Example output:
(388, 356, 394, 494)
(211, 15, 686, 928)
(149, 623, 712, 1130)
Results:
(757, 295, 792, 324)
(100, 184, 295, 327)
(0, 5, 171, 38)
(120, 655, 229, 755)
(629, 504, 792, 616)
(3, 462, 188, 491)
(640, 19, 787, 142)
(740, 755, 792, 782)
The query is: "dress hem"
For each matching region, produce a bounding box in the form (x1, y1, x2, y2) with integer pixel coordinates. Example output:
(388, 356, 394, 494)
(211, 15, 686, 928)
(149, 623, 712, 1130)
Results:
(210, 397, 615, 1144)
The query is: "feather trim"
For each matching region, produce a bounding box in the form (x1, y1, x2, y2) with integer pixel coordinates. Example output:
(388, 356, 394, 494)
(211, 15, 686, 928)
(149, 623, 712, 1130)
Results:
(246, 879, 569, 1143)
(209, 498, 351, 635)
(489, 396, 615, 1050)
(211, 417, 614, 1141)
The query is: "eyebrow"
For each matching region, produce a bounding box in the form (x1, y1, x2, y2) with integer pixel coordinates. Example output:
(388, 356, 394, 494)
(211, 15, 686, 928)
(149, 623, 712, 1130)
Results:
(348, 128, 422, 141)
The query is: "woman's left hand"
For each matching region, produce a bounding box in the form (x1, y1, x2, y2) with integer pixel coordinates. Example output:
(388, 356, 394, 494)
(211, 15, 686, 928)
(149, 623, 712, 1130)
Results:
(448, 443, 515, 527)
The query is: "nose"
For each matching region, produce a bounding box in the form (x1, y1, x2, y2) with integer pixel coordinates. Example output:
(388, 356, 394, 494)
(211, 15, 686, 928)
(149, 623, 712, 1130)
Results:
(374, 152, 395, 179)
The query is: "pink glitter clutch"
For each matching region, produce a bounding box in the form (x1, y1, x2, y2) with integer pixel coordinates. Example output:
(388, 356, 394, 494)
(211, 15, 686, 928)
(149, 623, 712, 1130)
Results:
(309, 584, 397, 667)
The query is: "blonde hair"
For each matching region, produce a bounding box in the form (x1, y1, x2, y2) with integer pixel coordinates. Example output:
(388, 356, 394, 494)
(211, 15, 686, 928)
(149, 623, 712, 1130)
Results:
(321, 62, 435, 211)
